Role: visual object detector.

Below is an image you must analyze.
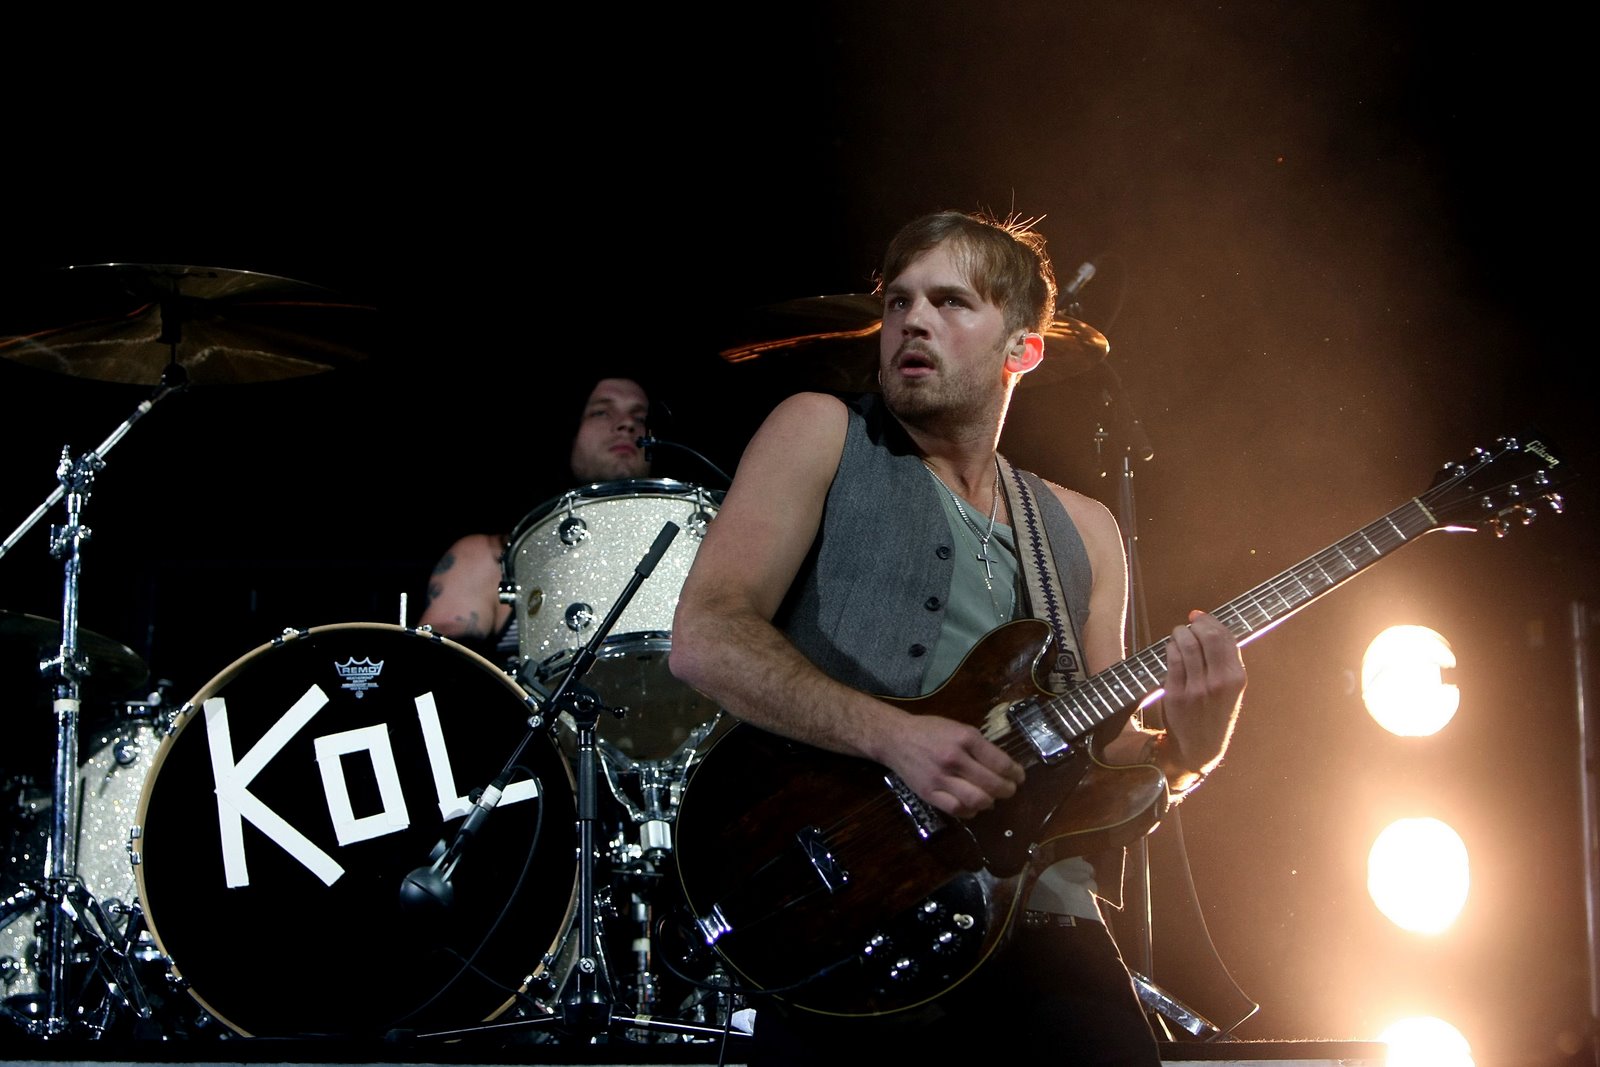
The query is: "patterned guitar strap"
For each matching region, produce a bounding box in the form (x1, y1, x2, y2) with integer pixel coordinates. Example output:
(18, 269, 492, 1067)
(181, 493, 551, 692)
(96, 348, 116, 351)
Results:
(996, 454, 1087, 695)
(999, 454, 1135, 898)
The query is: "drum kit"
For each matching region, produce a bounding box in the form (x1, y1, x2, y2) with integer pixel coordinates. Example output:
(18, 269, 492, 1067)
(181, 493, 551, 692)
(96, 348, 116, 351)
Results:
(0, 262, 1116, 1049)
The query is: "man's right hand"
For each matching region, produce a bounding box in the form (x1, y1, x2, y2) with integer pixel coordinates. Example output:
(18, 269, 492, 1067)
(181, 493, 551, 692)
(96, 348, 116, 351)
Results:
(877, 710, 1025, 819)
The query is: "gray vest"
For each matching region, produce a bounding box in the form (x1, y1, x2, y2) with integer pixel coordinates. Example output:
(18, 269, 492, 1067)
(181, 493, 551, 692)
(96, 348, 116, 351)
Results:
(777, 394, 1092, 697)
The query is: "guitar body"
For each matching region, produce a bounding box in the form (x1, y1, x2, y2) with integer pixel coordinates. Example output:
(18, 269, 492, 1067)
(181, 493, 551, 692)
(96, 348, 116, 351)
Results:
(672, 620, 1167, 1018)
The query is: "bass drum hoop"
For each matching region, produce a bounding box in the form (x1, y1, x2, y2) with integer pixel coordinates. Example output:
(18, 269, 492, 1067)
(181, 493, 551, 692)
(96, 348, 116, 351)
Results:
(133, 622, 578, 1039)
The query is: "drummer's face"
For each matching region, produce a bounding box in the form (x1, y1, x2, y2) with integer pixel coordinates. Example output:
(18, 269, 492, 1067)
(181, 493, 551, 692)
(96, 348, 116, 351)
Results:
(570, 378, 652, 483)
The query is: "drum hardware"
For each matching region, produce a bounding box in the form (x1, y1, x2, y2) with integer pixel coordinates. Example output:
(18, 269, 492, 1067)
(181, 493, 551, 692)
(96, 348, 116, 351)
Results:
(411, 518, 741, 1048)
(0, 867, 152, 1036)
(589, 743, 715, 1030)
(0, 371, 187, 1035)
(500, 478, 738, 1043)
(0, 262, 376, 1040)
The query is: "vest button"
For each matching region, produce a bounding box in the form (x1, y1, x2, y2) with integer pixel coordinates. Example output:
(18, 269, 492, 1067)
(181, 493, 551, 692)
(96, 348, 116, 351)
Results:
(924, 596, 942, 611)
(935, 545, 952, 560)
(909, 644, 927, 657)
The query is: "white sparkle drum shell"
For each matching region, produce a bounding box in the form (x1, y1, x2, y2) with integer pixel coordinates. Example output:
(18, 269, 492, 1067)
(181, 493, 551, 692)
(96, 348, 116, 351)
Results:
(509, 479, 723, 762)
(1, 713, 164, 1001)
(133, 623, 578, 1039)
(76, 713, 164, 922)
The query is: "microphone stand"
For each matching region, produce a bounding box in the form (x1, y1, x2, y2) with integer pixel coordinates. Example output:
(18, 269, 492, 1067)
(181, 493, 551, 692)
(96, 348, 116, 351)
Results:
(1091, 359, 1221, 1042)
(404, 520, 737, 1046)
(1094, 361, 1156, 979)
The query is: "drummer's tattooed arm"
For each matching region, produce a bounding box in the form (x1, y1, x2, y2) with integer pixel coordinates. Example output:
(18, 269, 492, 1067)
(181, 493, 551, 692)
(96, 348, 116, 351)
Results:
(418, 532, 511, 647)
(422, 553, 487, 638)
(423, 552, 457, 611)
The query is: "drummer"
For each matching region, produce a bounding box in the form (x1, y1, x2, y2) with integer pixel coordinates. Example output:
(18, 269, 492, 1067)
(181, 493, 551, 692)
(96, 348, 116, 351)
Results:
(417, 374, 654, 665)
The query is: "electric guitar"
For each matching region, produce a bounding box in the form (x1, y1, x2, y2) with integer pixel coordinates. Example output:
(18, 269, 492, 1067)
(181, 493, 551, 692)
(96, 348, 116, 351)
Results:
(671, 434, 1571, 1019)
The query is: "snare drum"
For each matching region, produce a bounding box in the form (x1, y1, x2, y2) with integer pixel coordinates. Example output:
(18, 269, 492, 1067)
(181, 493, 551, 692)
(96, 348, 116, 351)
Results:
(507, 479, 724, 764)
(133, 624, 578, 1038)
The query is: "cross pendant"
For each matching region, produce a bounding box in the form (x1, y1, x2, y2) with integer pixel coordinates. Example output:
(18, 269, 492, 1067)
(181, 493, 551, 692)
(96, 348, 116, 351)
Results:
(977, 547, 994, 583)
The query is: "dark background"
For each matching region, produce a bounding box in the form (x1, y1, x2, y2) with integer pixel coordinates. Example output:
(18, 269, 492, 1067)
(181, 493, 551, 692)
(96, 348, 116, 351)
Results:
(1, 4, 1594, 1064)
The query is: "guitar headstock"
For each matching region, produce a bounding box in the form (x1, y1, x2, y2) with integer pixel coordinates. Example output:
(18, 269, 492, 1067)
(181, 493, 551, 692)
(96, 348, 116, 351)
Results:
(1424, 433, 1573, 538)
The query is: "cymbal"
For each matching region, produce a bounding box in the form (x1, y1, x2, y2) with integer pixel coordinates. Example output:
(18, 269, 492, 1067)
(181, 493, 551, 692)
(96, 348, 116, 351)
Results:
(0, 609, 150, 700)
(719, 293, 1110, 392)
(0, 263, 375, 386)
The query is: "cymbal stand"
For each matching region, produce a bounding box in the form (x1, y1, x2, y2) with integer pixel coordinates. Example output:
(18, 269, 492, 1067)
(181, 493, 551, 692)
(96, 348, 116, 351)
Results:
(0, 368, 185, 1036)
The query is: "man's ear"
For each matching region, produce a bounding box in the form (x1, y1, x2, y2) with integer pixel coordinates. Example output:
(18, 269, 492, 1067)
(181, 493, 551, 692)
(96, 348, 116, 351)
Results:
(1005, 332, 1045, 375)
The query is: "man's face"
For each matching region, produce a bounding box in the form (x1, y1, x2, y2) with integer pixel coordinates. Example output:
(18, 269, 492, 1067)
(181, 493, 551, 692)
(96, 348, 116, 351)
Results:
(570, 378, 651, 483)
(878, 241, 1012, 423)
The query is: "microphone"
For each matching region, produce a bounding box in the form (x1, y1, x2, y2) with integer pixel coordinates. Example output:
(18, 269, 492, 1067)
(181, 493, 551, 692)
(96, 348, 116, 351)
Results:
(1064, 261, 1096, 299)
(399, 777, 507, 917)
(636, 435, 656, 462)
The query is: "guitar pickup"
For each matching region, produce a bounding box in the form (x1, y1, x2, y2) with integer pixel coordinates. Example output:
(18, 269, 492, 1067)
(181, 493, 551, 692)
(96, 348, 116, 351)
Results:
(797, 824, 850, 893)
(1008, 701, 1074, 763)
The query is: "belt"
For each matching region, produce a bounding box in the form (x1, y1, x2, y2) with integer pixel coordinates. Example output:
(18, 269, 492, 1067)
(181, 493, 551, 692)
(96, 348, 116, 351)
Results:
(1019, 909, 1081, 928)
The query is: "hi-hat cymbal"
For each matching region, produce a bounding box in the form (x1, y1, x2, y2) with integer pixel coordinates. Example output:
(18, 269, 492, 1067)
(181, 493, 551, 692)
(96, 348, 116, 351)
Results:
(0, 609, 149, 700)
(0, 263, 375, 386)
(719, 293, 1110, 392)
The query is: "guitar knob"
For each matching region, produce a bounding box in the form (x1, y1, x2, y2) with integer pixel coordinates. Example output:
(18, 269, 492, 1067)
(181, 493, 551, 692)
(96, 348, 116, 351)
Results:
(887, 957, 919, 982)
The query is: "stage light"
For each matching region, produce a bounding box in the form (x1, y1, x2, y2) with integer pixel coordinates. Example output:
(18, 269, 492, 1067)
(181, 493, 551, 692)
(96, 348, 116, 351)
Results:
(1379, 1015, 1475, 1066)
(1367, 817, 1470, 934)
(1361, 625, 1459, 736)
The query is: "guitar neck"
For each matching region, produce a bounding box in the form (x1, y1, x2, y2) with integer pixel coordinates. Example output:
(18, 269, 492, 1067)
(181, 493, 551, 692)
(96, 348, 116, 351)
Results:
(1048, 495, 1460, 741)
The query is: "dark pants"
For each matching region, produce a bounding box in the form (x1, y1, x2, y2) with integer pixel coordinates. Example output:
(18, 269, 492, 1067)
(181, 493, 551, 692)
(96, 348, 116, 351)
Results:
(745, 919, 1161, 1066)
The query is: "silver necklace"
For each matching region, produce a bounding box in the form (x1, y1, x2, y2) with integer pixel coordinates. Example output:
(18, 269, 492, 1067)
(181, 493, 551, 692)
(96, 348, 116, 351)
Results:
(922, 456, 1002, 587)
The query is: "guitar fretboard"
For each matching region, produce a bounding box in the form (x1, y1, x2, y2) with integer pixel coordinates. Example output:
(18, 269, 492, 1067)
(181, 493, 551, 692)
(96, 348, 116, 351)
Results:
(1041, 496, 1444, 745)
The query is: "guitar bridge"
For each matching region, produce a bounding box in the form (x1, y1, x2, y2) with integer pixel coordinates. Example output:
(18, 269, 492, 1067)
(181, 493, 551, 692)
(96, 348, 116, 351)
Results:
(886, 774, 946, 838)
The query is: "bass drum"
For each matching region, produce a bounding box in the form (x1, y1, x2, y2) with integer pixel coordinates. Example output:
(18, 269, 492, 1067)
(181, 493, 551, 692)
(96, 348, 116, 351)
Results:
(133, 624, 578, 1039)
